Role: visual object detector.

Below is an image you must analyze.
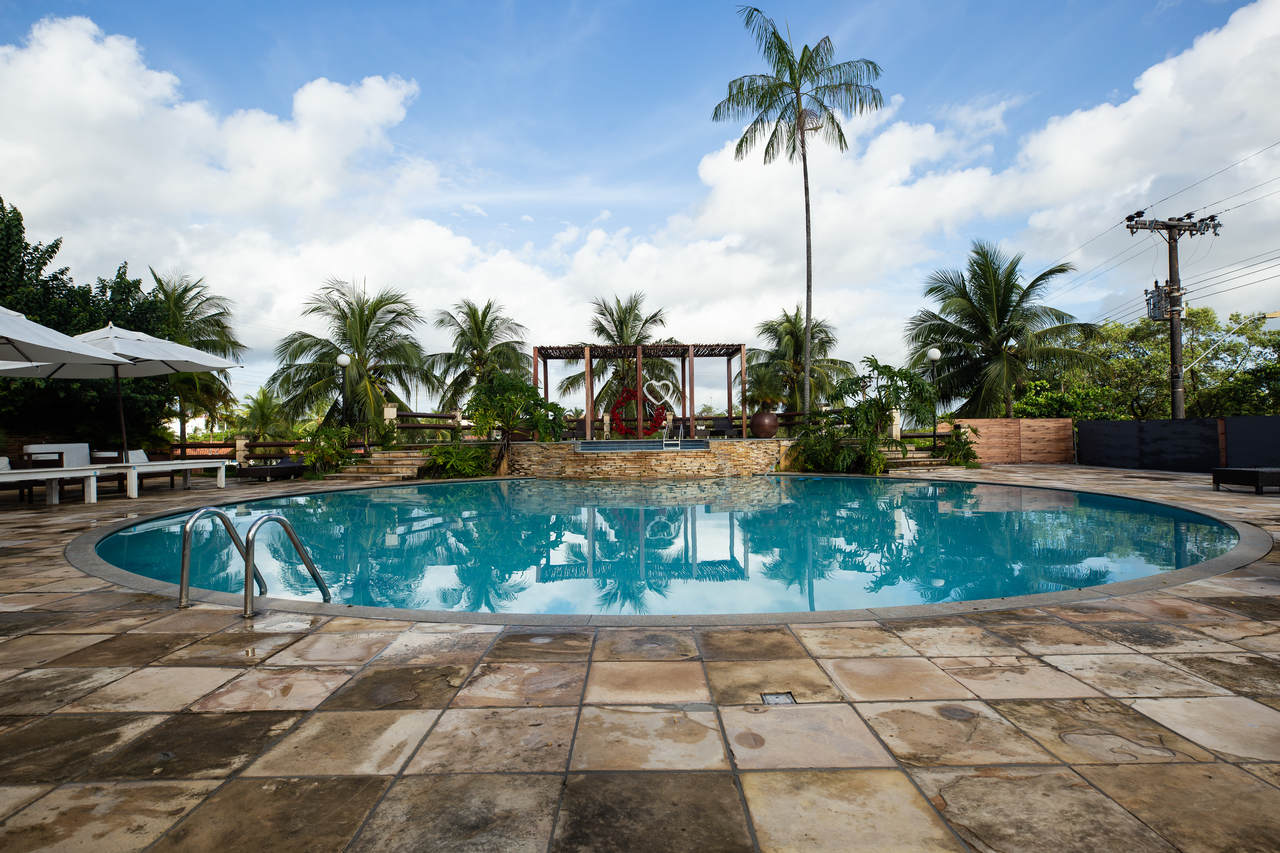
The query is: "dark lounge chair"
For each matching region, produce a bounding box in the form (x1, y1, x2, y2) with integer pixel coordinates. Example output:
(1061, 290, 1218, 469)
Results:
(1212, 467, 1280, 495)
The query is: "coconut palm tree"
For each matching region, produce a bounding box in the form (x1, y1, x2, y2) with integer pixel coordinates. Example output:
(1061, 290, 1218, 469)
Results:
(428, 299, 529, 411)
(557, 292, 681, 419)
(150, 269, 245, 444)
(237, 386, 295, 441)
(713, 6, 882, 418)
(748, 306, 855, 412)
(905, 241, 1098, 417)
(268, 278, 428, 428)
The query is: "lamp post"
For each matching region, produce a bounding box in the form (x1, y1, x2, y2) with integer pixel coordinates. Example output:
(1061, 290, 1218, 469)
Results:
(335, 353, 351, 428)
(926, 347, 941, 451)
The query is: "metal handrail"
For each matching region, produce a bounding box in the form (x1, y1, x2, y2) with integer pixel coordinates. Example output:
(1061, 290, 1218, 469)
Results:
(243, 514, 331, 617)
(179, 507, 266, 608)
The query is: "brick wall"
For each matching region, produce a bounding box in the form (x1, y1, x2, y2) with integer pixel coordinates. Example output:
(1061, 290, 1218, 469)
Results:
(507, 439, 796, 480)
(940, 418, 1074, 464)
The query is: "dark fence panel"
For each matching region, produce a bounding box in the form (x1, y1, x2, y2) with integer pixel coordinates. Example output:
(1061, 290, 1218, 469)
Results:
(1225, 416, 1280, 467)
(1078, 415, 1280, 472)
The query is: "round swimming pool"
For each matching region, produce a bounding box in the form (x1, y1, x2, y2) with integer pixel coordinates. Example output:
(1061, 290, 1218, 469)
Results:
(93, 476, 1241, 616)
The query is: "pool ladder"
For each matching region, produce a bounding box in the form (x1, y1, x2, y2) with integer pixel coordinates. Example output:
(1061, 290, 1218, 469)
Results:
(179, 507, 332, 617)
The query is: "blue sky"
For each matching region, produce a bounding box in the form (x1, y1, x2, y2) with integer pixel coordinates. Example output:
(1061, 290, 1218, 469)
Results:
(0, 1, 1276, 404)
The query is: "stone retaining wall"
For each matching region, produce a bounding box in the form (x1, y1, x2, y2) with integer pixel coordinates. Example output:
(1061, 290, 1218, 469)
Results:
(507, 439, 796, 480)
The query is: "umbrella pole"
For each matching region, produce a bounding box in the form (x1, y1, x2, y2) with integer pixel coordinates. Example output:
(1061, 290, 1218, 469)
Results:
(115, 365, 129, 458)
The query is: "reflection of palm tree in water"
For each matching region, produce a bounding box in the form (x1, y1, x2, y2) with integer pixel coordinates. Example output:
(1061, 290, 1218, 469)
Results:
(562, 506, 685, 614)
(740, 502, 837, 612)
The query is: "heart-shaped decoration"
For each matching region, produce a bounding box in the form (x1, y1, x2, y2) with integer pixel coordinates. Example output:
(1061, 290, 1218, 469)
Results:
(644, 379, 679, 409)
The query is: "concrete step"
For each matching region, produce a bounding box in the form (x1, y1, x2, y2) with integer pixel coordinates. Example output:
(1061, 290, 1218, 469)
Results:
(324, 472, 412, 482)
(341, 465, 420, 475)
(884, 457, 948, 469)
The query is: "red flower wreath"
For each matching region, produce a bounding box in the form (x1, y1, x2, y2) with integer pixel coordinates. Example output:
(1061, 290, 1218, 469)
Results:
(610, 387, 667, 436)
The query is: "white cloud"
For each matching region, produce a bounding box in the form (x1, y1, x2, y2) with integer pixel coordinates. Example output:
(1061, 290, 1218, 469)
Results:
(2, 5, 1279, 412)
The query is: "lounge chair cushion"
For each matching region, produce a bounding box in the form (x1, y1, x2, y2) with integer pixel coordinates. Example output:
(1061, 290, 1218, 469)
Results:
(127, 450, 149, 463)
(23, 443, 91, 468)
(0, 457, 8, 472)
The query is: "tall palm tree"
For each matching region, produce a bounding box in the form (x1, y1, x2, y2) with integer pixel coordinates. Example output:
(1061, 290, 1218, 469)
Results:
(268, 278, 428, 428)
(150, 268, 245, 444)
(905, 241, 1098, 417)
(748, 306, 854, 412)
(428, 299, 529, 411)
(557, 292, 681, 418)
(713, 6, 882, 418)
(237, 386, 295, 441)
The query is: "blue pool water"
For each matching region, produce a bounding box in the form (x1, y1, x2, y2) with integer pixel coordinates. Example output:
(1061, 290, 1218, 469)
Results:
(96, 476, 1238, 615)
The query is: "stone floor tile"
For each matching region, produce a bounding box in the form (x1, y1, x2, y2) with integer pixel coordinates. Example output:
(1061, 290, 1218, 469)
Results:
(584, 661, 710, 704)
(1045, 601, 1151, 622)
(221, 612, 329, 633)
(0, 667, 134, 714)
(0, 785, 49, 820)
(1189, 619, 1278, 641)
(89, 711, 302, 780)
(942, 659, 1103, 699)
(1186, 596, 1280, 621)
(858, 700, 1056, 765)
(266, 631, 398, 666)
(32, 610, 161, 633)
(148, 776, 387, 852)
(0, 633, 113, 667)
(0, 592, 78, 611)
(1042, 654, 1233, 698)
(352, 773, 561, 853)
(694, 625, 806, 660)
(1241, 763, 1280, 788)
(0, 780, 219, 852)
(315, 616, 413, 632)
(1086, 622, 1240, 653)
(409, 621, 503, 633)
(721, 703, 894, 769)
(912, 766, 1175, 853)
(792, 625, 919, 657)
(128, 609, 242, 634)
(1157, 651, 1280, 695)
(991, 623, 1132, 655)
(592, 628, 699, 660)
(1119, 596, 1240, 622)
(741, 769, 963, 852)
(40, 591, 170, 612)
(892, 625, 1022, 657)
(452, 662, 586, 707)
(963, 607, 1064, 625)
(25, 576, 111, 593)
(1129, 696, 1280, 761)
(406, 706, 577, 772)
(706, 659, 843, 704)
(0, 714, 165, 782)
(570, 705, 726, 770)
(44, 633, 204, 667)
(1079, 763, 1280, 852)
(156, 632, 302, 666)
(0, 612, 65, 637)
(553, 772, 752, 853)
(245, 710, 438, 775)
(189, 666, 352, 711)
(484, 628, 593, 661)
(61, 666, 239, 712)
(375, 630, 493, 666)
(821, 657, 973, 701)
(989, 697, 1216, 763)
(1235, 631, 1280, 652)
(320, 664, 468, 710)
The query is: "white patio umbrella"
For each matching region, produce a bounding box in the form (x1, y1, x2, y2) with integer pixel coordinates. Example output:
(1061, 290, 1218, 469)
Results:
(0, 306, 130, 366)
(0, 322, 239, 455)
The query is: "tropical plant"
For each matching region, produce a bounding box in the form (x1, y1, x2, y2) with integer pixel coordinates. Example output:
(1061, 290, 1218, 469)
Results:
(428, 298, 530, 411)
(747, 306, 855, 412)
(420, 442, 495, 479)
(301, 425, 357, 475)
(556, 292, 681, 418)
(713, 6, 882, 417)
(268, 278, 428, 434)
(932, 417, 980, 466)
(466, 372, 566, 463)
(150, 268, 245, 445)
(905, 240, 1099, 418)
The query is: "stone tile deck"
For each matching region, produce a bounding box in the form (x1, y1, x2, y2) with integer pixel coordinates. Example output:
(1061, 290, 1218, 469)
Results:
(0, 465, 1276, 850)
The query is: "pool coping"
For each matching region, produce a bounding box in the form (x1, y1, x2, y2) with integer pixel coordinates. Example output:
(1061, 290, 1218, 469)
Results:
(64, 472, 1275, 626)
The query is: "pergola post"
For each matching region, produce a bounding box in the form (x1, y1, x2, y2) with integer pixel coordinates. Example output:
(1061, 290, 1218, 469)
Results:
(687, 344, 696, 437)
(635, 345, 643, 436)
(740, 344, 747, 438)
(531, 347, 539, 394)
(542, 357, 549, 403)
(725, 357, 733, 422)
(680, 355, 687, 432)
(584, 345, 593, 440)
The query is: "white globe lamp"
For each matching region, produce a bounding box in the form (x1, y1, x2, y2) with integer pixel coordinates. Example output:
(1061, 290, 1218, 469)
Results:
(336, 354, 351, 368)
(926, 347, 941, 362)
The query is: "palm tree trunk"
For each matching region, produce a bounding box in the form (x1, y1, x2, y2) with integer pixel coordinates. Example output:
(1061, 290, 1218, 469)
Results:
(177, 393, 187, 447)
(1004, 389, 1013, 419)
(800, 130, 814, 419)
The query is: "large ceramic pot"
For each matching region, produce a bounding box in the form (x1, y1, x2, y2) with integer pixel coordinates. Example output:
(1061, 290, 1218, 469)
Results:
(749, 409, 778, 438)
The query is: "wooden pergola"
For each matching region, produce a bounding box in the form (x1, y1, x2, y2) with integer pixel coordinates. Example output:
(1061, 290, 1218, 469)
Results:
(531, 343, 748, 439)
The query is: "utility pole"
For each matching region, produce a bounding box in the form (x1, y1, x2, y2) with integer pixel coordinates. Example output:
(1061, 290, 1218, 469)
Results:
(1126, 210, 1221, 419)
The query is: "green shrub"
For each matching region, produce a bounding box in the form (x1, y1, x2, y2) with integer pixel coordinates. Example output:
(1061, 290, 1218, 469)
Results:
(419, 442, 494, 479)
(302, 426, 356, 474)
(932, 418, 980, 465)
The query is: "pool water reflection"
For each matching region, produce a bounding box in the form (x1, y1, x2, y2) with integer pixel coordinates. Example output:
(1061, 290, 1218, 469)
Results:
(96, 476, 1238, 615)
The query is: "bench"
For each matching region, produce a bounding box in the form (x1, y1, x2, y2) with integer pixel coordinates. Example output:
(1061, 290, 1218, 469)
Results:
(103, 459, 230, 498)
(1212, 467, 1280, 495)
(0, 464, 103, 505)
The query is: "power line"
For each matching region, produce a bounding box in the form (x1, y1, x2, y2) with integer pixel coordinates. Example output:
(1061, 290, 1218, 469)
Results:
(1142, 137, 1280, 211)
(1196, 174, 1280, 211)
(1208, 186, 1280, 217)
(1049, 237, 1157, 299)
